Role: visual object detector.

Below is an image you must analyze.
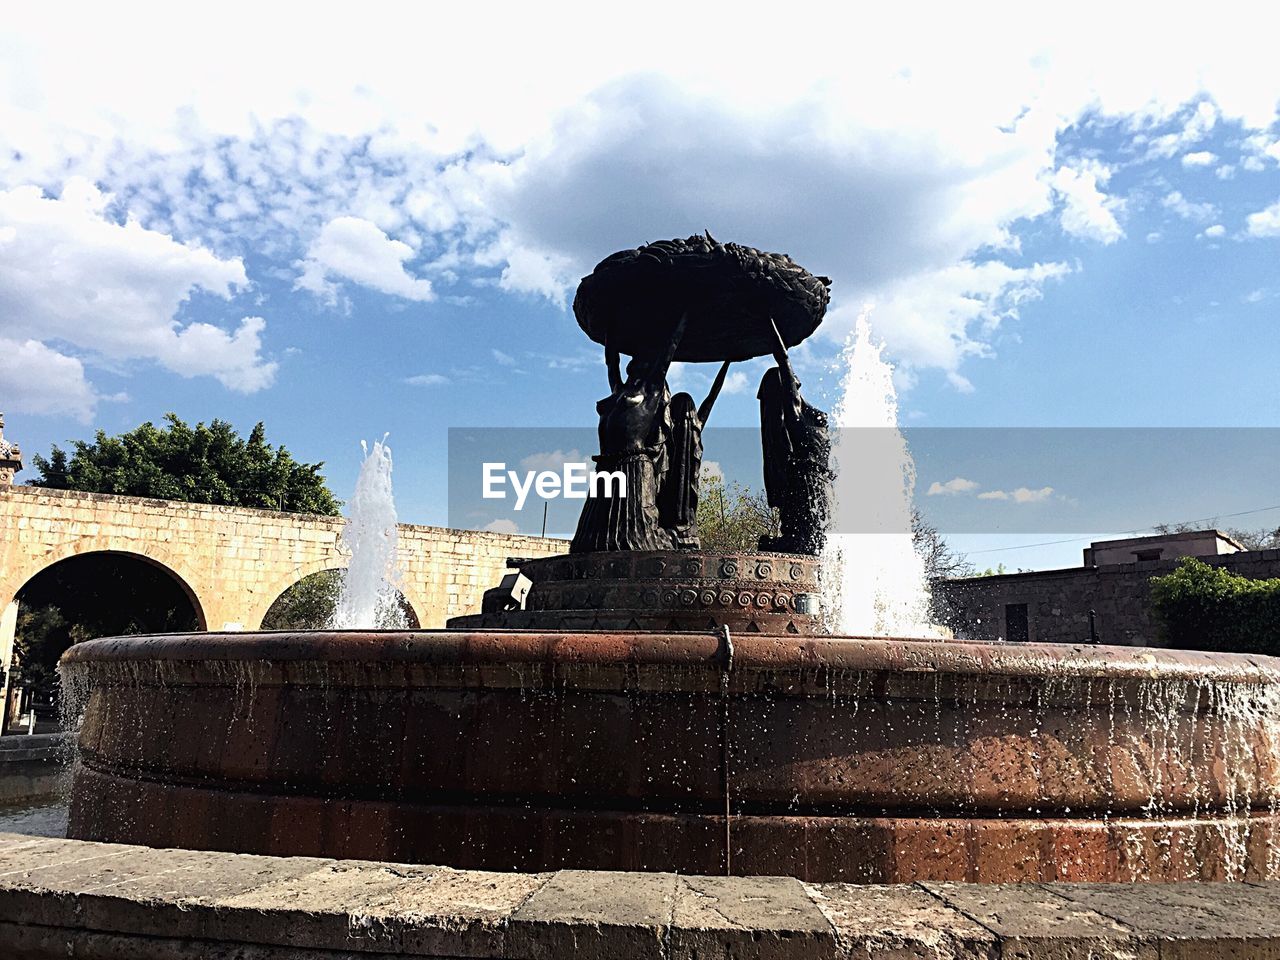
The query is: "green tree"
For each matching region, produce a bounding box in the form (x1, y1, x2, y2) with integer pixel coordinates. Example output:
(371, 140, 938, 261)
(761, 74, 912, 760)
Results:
(696, 473, 779, 552)
(260, 570, 343, 629)
(31, 414, 340, 515)
(1150, 557, 1280, 654)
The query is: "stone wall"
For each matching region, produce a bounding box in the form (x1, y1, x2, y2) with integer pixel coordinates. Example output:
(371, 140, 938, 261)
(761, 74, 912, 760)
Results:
(0, 486, 565, 631)
(0, 734, 66, 802)
(4, 832, 1280, 957)
(936, 548, 1280, 646)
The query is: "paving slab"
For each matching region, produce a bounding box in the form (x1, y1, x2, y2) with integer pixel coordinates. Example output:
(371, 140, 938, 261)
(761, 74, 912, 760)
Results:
(221, 859, 546, 957)
(670, 874, 838, 959)
(508, 868, 676, 960)
(920, 881, 1153, 960)
(805, 882, 997, 959)
(1050, 882, 1280, 959)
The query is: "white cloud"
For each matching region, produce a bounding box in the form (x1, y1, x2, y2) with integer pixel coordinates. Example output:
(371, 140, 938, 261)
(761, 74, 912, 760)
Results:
(1143, 101, 1218, 159)
(404, 373, 450, 387)
(1161, 190, 1218, 222)
(492, 349, 517, 366)
(1202, 224, 1226, 238)
(7, 7, 1280, 401)
(722, 370, 750, 395)
(1241, 133, 1280, 171)
(483, 518, 520, 534)
(1049, 161, 1125, 243)
(1181, 151, 1217, 167)
(927, 477, 980, 496)
(295, 216, 434, 305)
(0, 179, 274, 408)
(1146, 231, 1162, 243)
(844, 260, 1071, 388)
(1245, 289, 1266, 303)
(1246, 199, 1280, 238)
(0, 337, 96, 421)
(1215, 164, 1236, 179)
(700, 460, 724, 481)
(978, 486, 1055, 503)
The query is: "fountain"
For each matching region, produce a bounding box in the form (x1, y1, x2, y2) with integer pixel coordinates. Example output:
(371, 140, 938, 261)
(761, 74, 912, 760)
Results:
(330, 437, 407, 630)
(61, 236, 1280, 883)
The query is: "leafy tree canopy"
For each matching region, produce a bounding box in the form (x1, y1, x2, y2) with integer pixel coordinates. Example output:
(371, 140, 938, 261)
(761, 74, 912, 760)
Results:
(30, 413, 340, 515)
(1150, 557, 1280, 655)
(696, 473, 779, 553)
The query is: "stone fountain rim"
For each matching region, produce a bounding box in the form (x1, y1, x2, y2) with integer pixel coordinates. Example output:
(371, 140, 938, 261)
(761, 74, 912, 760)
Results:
(61, 630, 1280, 685)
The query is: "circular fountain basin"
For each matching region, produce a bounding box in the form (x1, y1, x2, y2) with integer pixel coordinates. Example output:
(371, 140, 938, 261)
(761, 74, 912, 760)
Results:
(62, 630, 1280, 882)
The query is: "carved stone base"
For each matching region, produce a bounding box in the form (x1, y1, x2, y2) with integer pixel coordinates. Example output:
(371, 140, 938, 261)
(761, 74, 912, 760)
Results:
(448, 549, 824, 635)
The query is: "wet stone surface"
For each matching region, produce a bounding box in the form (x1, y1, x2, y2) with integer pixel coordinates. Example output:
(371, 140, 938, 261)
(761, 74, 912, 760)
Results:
(4, 834, 1280, 958)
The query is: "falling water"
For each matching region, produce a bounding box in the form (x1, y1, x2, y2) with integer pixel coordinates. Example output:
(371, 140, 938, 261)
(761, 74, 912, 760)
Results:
(821, 310, 937, 636)
(330, 437, 408, 629)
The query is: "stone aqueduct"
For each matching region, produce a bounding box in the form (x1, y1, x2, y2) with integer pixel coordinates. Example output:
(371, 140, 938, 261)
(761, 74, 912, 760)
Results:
(0, 485, 564, 641)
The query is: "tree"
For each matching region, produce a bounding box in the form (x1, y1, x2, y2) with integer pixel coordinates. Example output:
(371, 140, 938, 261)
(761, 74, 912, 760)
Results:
(1150, 557, 1280, 654)
(11, 554, 200, 708)
(696, 473, 780, 552)
(261, 570, 343, 629)
(912, 508, 975, 580)
(1224, 526, 1280, 551)
(1149, 521, 1280, 552)
(31, 414, 340, 515)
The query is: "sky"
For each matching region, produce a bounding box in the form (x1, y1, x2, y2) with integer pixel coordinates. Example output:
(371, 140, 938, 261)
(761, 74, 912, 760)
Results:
(2, 3, 1280, 571)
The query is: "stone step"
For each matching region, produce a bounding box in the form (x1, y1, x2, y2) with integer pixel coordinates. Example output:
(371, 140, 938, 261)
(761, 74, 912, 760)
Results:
(2, 832, 1280, 957)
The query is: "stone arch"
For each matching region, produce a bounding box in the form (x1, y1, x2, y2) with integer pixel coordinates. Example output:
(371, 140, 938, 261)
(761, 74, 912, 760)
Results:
(0, 539, 208, 631)
(250, 561, 423, 630)
(247, 558, 347, 630)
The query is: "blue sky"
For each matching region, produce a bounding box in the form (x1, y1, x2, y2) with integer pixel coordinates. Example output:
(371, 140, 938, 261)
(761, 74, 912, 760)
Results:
(2, 4, 1279, 571)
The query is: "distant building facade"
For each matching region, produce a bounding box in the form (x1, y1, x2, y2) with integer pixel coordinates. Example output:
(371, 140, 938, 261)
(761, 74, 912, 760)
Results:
(935, 530, 1279, 647)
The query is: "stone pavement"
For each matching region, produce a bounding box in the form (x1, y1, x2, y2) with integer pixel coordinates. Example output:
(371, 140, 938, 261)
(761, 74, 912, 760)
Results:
(2, 832, 1279, 958)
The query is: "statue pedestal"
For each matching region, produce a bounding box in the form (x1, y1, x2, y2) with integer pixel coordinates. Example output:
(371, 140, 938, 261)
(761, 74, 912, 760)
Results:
(447, 549, 823, 635)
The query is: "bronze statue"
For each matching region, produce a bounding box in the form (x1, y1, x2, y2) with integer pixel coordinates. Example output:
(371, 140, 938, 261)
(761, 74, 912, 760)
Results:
(569, 314, 687, 553)
(757, 319, 833, 556)
(660, 360, 732, 548)
(569, 235, 833, 556)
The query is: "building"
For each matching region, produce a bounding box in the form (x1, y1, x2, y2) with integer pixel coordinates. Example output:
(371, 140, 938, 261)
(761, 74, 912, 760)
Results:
(935, 529, 1279, 646)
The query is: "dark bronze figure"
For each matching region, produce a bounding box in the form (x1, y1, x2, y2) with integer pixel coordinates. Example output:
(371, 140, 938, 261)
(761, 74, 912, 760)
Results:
(569, 314, 688, 553)
(569, 235, 833, 556)
(758, 319, 833, 556)
(661, 360, 732, 548)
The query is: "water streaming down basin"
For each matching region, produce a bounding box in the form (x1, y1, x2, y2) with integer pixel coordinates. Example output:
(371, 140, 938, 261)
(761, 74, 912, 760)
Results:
(57, 324, 1280, 884)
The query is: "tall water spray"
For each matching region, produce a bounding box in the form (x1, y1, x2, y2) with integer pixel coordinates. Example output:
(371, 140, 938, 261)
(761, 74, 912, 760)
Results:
(330, 437, 408, 629)
(822, 311, 936, 636)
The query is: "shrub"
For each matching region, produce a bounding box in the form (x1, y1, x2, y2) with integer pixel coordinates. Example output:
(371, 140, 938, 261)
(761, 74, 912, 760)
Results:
(1149, 557, 1280, 654)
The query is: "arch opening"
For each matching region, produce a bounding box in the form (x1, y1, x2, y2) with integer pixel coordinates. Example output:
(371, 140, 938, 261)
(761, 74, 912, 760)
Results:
(261, 569, 421, 630)
(4, 551, 203, 731)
